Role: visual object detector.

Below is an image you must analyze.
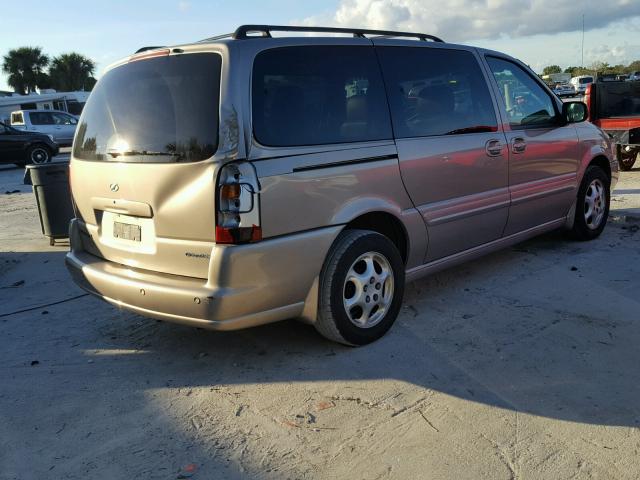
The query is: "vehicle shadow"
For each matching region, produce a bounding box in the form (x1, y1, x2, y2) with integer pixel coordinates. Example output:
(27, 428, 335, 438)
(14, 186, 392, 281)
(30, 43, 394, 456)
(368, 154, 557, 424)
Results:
(4, 221, 638, 428)
(1, 221, 639, 476)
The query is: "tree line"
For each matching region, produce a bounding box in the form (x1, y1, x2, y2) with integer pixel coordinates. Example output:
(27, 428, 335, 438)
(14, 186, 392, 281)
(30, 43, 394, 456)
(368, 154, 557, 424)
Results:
(2, 47, 96, 95)
(542, 60, 640, 77)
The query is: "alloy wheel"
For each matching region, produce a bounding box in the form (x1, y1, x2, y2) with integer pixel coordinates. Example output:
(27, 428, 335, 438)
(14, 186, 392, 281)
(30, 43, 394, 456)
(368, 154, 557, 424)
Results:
(584, 178, 606, 230)
(343, 251, 394, 328)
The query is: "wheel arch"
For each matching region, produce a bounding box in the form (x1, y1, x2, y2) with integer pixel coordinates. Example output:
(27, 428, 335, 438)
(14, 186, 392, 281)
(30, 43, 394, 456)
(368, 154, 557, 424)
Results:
(588, 155, 612, 182)
(342, 211, 410, 265)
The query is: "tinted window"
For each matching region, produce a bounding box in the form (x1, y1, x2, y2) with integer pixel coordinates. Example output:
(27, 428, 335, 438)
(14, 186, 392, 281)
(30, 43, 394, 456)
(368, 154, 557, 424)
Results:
(377, 47, 497, 138)
(487, 57, 557, 128)
(74, 53, 221, 163)
(596, 81, 640, 118)
(30, 112, 53, 125)
(252, 46, 392, 147)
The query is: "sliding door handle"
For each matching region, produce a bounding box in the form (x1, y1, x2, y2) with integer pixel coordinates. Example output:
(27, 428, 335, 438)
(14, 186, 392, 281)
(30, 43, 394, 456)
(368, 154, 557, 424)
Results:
(511, 137, 527, 154)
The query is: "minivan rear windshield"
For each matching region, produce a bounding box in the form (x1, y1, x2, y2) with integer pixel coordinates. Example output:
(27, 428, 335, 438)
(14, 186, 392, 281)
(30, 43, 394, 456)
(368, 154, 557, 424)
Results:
(73, 52, 221, 163)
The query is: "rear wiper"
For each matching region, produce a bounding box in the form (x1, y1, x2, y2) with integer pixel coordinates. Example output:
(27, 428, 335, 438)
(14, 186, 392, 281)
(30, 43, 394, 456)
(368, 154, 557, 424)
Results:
(107, 150, 182, 158)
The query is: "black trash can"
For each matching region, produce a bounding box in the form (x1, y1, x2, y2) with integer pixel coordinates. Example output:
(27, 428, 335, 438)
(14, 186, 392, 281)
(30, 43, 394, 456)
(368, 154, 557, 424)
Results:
(25, 163, 75, 246)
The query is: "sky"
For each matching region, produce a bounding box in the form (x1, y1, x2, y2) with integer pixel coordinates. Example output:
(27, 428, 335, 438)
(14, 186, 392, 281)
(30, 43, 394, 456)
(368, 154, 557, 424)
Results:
(1, 0, 639, 91)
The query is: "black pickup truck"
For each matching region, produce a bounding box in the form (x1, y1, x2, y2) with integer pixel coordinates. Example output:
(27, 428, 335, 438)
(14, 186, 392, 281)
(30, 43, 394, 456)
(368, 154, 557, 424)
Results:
(0, 121, 59, 166)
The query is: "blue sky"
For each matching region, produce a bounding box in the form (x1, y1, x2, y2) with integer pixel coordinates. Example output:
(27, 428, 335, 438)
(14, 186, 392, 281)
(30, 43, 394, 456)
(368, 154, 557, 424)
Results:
(1, 0, 639, 91)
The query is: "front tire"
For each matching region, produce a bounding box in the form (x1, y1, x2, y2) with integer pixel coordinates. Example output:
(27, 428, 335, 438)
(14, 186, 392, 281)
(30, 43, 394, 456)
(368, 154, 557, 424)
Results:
(315, 229, 405, 346)
(569, 165, 610, 241)
(27, 144, 52, 164)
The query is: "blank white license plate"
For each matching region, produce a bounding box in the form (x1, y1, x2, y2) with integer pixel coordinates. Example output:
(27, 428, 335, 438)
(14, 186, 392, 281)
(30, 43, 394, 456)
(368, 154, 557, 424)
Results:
(113, 221, 141, 242)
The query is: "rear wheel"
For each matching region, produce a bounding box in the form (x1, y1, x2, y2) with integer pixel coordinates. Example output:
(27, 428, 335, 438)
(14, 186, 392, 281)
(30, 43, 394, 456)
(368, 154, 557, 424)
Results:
(27, 144, 52, 164)
(569, 165, 610, 241)
(315, 229, 405, 346)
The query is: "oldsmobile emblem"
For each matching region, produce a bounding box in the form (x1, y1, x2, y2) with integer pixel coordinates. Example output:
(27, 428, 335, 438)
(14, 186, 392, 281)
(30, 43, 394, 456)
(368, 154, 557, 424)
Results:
(110, 183, 119, 192)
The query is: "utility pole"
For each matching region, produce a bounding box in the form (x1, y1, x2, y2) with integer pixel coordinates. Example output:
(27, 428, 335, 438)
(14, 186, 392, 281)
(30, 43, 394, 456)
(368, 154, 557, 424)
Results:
(581, 14, 585, 67)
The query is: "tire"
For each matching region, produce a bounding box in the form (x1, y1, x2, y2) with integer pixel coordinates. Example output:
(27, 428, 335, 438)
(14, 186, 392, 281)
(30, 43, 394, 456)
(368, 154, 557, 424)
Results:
(315, 229, 405, 346)
(569, 165, 610, 241)
(27, 144, 52, 164)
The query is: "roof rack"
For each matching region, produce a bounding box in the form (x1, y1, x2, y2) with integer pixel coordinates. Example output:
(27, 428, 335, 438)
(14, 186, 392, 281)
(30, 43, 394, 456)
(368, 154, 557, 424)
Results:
(134, 46, 166, 54)
(198, 32, 234, 43)
(236, 25, 443, 42)
(201, 25, 444, 43)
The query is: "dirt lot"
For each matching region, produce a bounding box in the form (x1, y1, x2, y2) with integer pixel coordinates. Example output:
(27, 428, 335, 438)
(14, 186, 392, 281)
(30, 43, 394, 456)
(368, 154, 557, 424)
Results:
(1, 162, 639, 480)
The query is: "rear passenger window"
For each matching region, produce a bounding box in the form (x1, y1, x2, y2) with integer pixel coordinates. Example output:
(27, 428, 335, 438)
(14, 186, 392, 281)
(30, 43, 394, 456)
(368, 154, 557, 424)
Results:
(252, 46, 392, 147)
(486, 57, 558, 128)
(30, 112, 53, 125)
(377, 47, 497, 138)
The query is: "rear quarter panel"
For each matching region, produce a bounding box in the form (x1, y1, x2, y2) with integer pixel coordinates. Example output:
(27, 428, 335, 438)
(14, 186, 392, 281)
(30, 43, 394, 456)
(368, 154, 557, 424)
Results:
(574, 121, 619, 188)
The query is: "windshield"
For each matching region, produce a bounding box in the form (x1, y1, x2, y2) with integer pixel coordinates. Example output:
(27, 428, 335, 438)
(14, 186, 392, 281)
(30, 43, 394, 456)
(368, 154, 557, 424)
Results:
(73, 52, 221, 163)
(0, 122, 19, 134)
(579, 77, 593, 84)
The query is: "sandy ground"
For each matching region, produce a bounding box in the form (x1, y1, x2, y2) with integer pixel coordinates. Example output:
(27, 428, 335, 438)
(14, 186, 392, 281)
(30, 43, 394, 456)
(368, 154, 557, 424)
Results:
(0, 160, 639, 480)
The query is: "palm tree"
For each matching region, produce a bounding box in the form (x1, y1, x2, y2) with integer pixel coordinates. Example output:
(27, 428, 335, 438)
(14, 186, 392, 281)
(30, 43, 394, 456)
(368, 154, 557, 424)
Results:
(48, 53, 96, 91)
(2, 47, 49, 94)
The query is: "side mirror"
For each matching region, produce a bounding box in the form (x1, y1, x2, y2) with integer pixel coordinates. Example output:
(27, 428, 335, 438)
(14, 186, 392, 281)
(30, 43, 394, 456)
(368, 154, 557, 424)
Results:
(562, 101, 587, 123)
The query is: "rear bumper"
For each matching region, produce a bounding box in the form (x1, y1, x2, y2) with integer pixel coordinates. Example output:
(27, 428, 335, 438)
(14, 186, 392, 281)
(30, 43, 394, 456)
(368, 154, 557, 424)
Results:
(66, 219, 341, 330)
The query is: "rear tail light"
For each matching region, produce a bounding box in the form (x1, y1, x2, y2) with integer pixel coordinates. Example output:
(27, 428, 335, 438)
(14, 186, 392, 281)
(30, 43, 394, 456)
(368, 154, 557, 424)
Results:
(216, 162, 261, 244)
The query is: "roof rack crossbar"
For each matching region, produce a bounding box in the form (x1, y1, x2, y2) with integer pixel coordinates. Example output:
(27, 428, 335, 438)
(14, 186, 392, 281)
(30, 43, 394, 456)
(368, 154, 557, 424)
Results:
(231, 25, 444, 42)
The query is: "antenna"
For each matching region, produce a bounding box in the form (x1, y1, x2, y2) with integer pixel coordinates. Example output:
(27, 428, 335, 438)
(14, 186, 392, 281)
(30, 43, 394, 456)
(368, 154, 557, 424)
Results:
(581, 14, 585, 67)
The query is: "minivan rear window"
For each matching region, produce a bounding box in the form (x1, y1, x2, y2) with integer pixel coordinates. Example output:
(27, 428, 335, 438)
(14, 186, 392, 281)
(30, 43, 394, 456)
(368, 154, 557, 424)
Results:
(74, 52, 221, 163)
(252, 46, 393, 147)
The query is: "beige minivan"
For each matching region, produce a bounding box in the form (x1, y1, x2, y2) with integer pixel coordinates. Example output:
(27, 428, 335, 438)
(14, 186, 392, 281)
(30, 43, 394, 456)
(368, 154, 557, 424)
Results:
(66, 25, 618, 345)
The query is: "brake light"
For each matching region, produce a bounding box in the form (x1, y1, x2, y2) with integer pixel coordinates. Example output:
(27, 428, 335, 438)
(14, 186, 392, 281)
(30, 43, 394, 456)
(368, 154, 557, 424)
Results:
(216, 162, 261, 244)
(129, 48, 170, 63)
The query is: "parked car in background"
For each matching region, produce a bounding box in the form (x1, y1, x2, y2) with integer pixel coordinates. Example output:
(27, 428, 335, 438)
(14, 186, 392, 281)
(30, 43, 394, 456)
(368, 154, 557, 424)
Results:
(553, 82, 575, 97)
(0, 121, 59, 166)
(628, 71, 640, 82)
(570, 75, 594, 95)
(66, 25, 617, 345)
(10, 109, 78, 146)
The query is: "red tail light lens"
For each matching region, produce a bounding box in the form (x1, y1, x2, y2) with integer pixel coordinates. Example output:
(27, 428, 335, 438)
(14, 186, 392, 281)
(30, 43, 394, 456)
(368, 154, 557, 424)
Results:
(215, 225, 262, 244)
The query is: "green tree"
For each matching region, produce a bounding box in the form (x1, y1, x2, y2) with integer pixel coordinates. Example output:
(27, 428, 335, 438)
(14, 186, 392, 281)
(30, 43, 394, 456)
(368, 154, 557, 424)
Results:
(542, 65, 562, 75)
(625, 60, 640, 73)
(48, 53, 96, 91)
(565, 66, 592, 77)
(1, 47, 49, 94)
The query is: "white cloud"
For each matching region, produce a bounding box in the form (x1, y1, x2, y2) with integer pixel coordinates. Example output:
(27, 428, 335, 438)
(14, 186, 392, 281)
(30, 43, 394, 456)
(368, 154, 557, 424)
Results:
(178, 1, 191, 12)
(303, 0, 640, 43)
(586, 43, 640, 65)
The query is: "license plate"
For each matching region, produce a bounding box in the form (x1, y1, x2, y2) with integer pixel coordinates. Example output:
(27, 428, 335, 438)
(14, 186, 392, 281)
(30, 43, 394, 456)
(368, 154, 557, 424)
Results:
(113, 221, 141, 242)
